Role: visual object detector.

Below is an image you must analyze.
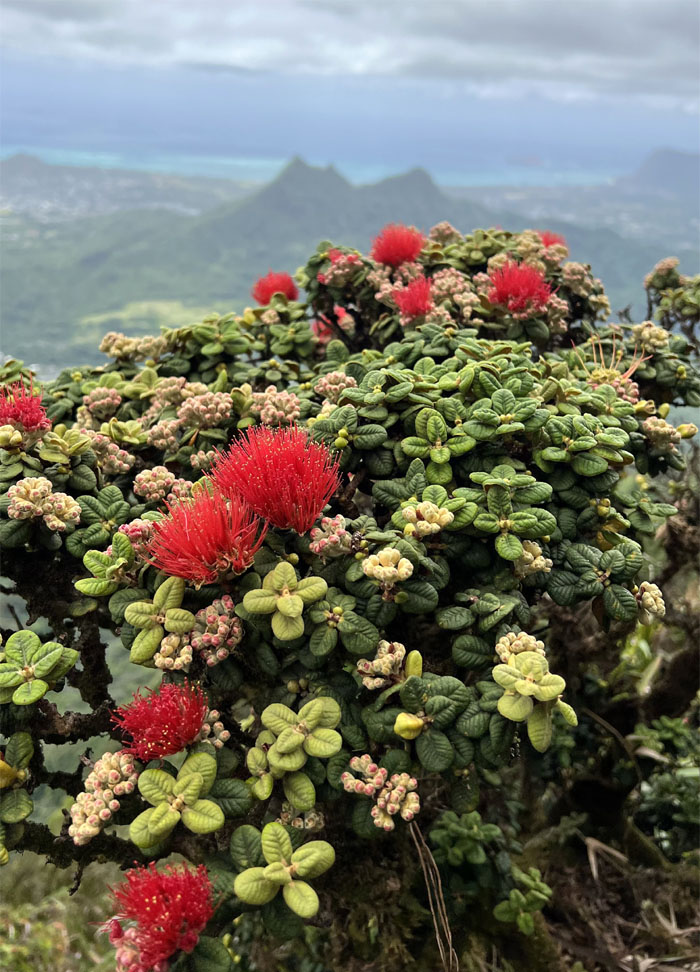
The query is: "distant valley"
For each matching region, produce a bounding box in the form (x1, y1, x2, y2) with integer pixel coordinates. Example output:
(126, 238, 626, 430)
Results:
(1, 150, 698, 375)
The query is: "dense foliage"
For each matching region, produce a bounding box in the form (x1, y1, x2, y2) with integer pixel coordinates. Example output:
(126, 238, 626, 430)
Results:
(0, 224, 698, 972)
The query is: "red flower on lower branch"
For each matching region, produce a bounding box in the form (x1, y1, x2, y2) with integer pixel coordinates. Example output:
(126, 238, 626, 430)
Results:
(146, 486, 267, 586)
(0, 380, 51, 433)
(210, 425, 341, 534)
(108, 862, 215, 972)
(487, 260, 552, 316)
(393, 275, 433, 322)
(112, 681, 208, 760)
(251, 270, 299, 305)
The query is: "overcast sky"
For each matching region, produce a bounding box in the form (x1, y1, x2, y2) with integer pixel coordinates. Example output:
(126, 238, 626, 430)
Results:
(1, 0, 698, 181)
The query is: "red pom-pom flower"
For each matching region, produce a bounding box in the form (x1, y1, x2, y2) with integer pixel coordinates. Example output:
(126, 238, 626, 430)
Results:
(251, 271, 299, 305)
(108, 861, 215, 972)
(537, 230, 567, 249)
(210, 425, 341, 535)
(487, 260, 552, 316)
(370, 224, 425, 267)
(393, 276, 433, 321)
(0, 380, 51, 433)
(146, 487, 267, 586)
(112, 681, 208, 761)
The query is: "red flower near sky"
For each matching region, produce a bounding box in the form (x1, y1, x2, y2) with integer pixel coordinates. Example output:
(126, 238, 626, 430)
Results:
(537, 230, 567, 249)
(146, 487, 267, 585)
(210, 425, 341, 534)
(108, 862, 215, 972)
(370, 223, 425, 267)
(487, 260, 552, 316)
(251, 271, 299, 305)
(112, 681, 208, 761)
(0, 381, 51, 432)
(393, 276, 433, 321)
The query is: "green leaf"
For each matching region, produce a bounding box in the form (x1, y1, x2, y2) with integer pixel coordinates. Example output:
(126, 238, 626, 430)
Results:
(435, 606, 474, 630)
(234, 867, 279, 906)
(188, 936, 234, 972)
(271, 611, 305, 641)
(164, 608, 197, 634)
(12, 680, 49, 705)
(282, 772, 316, 811)
(291, 840, 335, 879)
(495, 533, 524, 561)
(338, 614, 380, 655)
(497, 692, 533, 722)
(5, 732, 33, 769)
(262, 822, 293, 864)
(526, 706, 553, 753)
(179, 753, 218, 795)
(304, 728, 342, 759)
(153, 575, 186, 612)
(230, 824, 264, 869)
(296, 576, 328, 604)
(209, 778, 253, 818)
(415, 729, 454, 772)
(0, 790, 33, 824)
(129, 625, 164, 665)
(181, 799, 226, 834)
(139, 769, 176, 806)
(283, 880, 320, 919)
(74, 577, 118, 597)
(602, 584, 639, 622)
(243, 589, 278, 614)
(124, 600, 159, 629)
(261, 703, 298, 735)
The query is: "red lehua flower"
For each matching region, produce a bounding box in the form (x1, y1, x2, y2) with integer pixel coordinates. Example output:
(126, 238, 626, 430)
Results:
(393, 276, 433, 320)
(487, 260, 552, 315)
(0, 380, 51, 432)
(146, 486, 267, 585)
(251, 271, 299, 305)
(370, 223, 425, 267)
(109, 862, 215, 970)
(112, 681, 208, 761)
(312, 316, 334, 344)
(537, 229, 567, 248)
(210, 425, 341, 534)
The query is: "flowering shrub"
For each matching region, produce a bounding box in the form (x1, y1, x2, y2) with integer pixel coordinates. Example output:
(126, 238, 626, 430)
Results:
(0, 222, 698, 972)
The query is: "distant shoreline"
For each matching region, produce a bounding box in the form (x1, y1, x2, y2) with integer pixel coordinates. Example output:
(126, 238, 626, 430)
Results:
(0, 146, 622, 189)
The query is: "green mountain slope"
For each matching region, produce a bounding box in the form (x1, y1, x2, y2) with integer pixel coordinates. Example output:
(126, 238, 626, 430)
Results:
(1, 158, 691, 372)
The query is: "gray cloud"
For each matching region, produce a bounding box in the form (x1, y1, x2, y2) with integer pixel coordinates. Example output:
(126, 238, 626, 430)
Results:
(1, 0, 698, 109)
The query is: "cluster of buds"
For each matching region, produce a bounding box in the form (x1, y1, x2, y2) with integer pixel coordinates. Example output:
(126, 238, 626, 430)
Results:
(341, 756, 420, 831)
(429, 267, 480, 318)
(250, 385, 301, 425)
(317, 248, 364, 287)
(631, 321, 669, 352)
(83, 430, 135, 474)
(146, 419, 182, 452)
(114, 518, 157, 559)
(82, 386, 122, 420)
(99, 331, 168, 362)
(277, 802, 325, 831)
(141, 378, 209, 425)
(7, 476, 81, 532)
(495, 630, 546, 663)
(176, 392, 232, 430)
(636, 581, 666, 625)
(642, 416, 682, 451)
(68, 750, 139, 846)
(0, 424, 24, 451)
(309, 514, 353, 560)
(314, 370, 357, 404)
(402, 500, 454, 537)
(153, 633, 193, 672)
(545, 293, 570, 335)
(561, 261, 596, 298)
(190, 595, 244, 667)
(190, 449, 217, 471)
(356, 640, 406, 689)
(362, 547, 414, 587)
(513, 540, 553, 579)
(428, 221, 462, 245)
(643, 256, 682, 291)
(133, 465, 176, 501)
(368, 259, 422, 301)
(195, 710, 231, 749)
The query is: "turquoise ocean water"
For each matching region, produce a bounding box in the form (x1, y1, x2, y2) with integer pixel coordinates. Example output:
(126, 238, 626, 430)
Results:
(0, 145, 620, 187)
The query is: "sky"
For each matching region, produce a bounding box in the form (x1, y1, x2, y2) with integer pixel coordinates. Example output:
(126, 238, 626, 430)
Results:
(1, 0, 698, 184)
